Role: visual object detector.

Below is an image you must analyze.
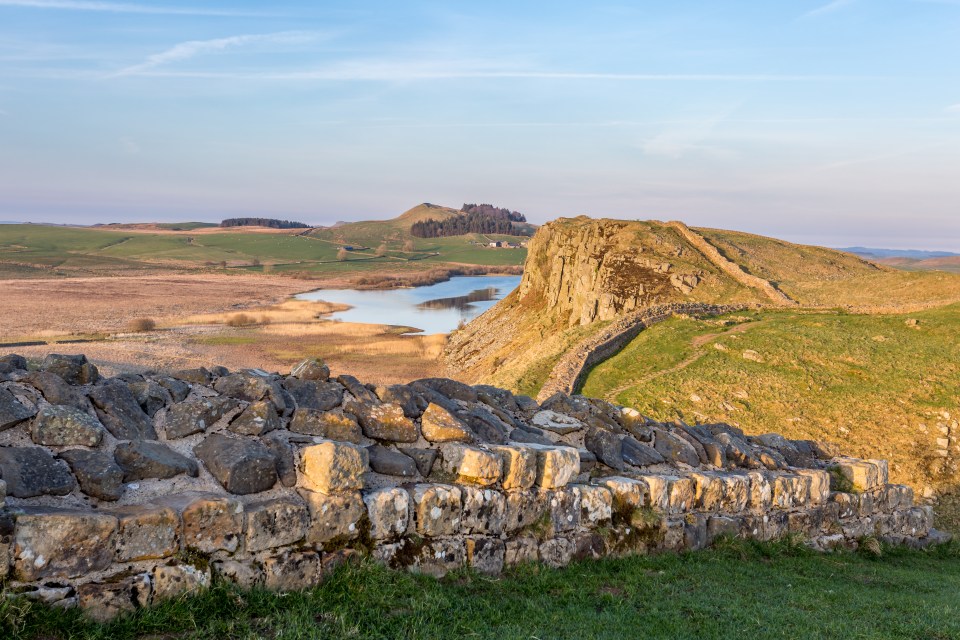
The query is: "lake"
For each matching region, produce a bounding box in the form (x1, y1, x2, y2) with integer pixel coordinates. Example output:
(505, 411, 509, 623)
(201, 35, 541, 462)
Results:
(296, 275, 522, 334)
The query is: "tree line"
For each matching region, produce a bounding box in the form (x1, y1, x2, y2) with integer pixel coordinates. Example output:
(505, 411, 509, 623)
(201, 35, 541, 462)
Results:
(411, 204, 529, 238)
(220, 218, 310, 229)
(460, 203, 527, 222)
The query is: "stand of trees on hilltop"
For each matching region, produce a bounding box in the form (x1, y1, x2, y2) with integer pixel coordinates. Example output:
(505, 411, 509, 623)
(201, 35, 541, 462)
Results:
(220, 218, 310, 229)
(461, 203, 526, 222)
(411, 204, 529, 238)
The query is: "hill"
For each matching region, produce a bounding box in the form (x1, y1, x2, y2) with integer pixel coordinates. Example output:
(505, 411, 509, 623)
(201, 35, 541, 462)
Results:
(842, 247, 960, 274)
(0, 203, 528, 279)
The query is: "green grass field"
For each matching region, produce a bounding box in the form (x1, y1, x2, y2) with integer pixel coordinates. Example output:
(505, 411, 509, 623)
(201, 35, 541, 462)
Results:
(580, 305, 960, 491)
(4, 540, 959, 640)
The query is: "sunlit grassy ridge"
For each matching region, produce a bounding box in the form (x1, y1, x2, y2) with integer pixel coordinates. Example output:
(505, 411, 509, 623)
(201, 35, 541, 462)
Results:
(4, 541, 959, 640)
(582, 305, 960, 490)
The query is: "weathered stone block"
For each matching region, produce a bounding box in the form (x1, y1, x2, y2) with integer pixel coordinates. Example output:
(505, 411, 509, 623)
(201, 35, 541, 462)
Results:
(410, 484, 462, 536)
(156, 493, 244, 553)
(707, 515, 740, 541)
(490, 444, 537, 490)
(0, 446, 77, 497)
(114, 440, 198, 481)
(164, 396, 239, 439)
(466, 537, 505, 575)
(30, 405, 104, 446)
(300, 440, 368, 494)
(688, 472, 725, 511)
(194, 433, 278, 495)
(152, 563, 210, 602)
(213, 559, 263, 588)
(291, 358, 330, 381)
(41, 353, 99, 385)
(0, 385, 38, 430)
(746, 471, 772, 512)
(794, 469, 830, 505)
(262, 550, 321, 591)
(503, 489, 549, 532)
(347, 401, 418, 442)
(322, 548, 362, 576)
(461, 486, 507, 534)
(228, 400, 279, 436)
(89, 380, 157, 440)
(831, 458, 883, 493)
(598, 476, 650, 522)
(399, 447, 439, 476)
(213, 372, 272, 402)
(439, 444, 502, 486)
(526, 444, 579, 489)
(289, 408, 362, 443)
(665, 476, 694, 514)
(412, 538, 466, 577)
(59, 448, 125, 501)
(504, 537, 539, 565)
(367, 445, 418, 477)
(719, 474, 749, 512)
(299, 489, 365, 545)
(574, 484, 613, 526)
(13, 508, 117, 580)
(532, 409, 584, 434)
(539, 537, 575, 568)
(113, 504, 180, 561)
(548, 487, 581, 534)
(244, 497, 309, 552)
(77, 574, 151, 623)
(420, 403, 472, 442)
(364, 487, 410, 539)
(283, 379, 344, 411)
(634, 474, 670, 511)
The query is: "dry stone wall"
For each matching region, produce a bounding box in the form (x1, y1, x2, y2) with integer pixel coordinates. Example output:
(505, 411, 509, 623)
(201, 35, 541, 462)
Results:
(0, 353, 946, 621)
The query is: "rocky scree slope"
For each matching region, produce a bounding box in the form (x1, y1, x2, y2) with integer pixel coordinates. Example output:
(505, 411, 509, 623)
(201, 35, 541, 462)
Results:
(0, 352, 945, 621)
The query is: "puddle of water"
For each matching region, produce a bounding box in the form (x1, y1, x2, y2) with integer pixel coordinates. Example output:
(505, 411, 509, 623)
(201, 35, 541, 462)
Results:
(296, 275, 521, 334)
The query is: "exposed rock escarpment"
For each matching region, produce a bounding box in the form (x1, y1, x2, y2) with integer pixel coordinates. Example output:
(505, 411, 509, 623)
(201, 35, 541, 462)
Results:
(0, 352, 945, 621)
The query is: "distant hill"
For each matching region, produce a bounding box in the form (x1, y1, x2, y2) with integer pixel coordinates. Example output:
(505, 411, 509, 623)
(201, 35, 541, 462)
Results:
(841, 247, 960, 274)
(841, 247, 960, 260)
(220, 218, 310, 229)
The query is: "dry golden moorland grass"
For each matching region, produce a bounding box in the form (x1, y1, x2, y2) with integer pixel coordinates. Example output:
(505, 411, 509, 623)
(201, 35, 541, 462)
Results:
(0, 274, 447, 384)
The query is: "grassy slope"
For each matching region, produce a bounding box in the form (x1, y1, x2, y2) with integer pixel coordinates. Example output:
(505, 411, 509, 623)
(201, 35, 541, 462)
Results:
(581, 305, 960, 490)
(6, 542, 960, 640)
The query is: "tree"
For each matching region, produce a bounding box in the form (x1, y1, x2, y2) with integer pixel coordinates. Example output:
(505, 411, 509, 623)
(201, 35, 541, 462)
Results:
(376, 243, 388, 257)
(337, 248, 349, 261)
(403, 240, 415, 252)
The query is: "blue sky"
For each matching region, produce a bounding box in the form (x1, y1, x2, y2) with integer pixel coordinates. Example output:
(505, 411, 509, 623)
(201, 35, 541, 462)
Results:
(0, 1, 958, 249)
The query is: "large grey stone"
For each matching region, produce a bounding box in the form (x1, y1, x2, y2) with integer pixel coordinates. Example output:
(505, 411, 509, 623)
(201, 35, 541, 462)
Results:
(459, 405, 510, 444)
(345, 400, 418, 442)
(127, 379, 172, 417)
(375, 384, 423, 418)
(282, 379, 344, 411)
(421, 403, 472, 443)
(289, 407, 362, 443)
(337, 374, 379, 403)
(0, 385, 36, 430)
(412, 378, 478, 403)
(652, 427, 701, 466)
(164, 396, 240, 439)
(194, 433, 278, 495)
(228, 400, 279, 436)
(156, 376, 191, 402)
(0, 447, 76, 497)
(0, 354, 27, 371)
(367, 445, 418, 477)
(291, 358, 329, 381)
(213, 372, 272, 402)
(262, 433, 298, 487)
(400, 447, 439, 476)
(30, 405, 105, 446)
(584, 426, 624, 471)
(89, 380, 157, 440)
(59, 449, 125, 501)
(13, 508, 116, 580)
(24, 371, 89, 410)
(114, 440, 198, 481)
(41, 354, 99, 385)
(621, 436, 665, 467)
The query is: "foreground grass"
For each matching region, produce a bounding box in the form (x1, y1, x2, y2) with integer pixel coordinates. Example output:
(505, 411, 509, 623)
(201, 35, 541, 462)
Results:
(5, 541, 960, 640)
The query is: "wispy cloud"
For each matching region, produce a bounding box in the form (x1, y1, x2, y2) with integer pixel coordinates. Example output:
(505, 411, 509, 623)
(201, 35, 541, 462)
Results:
(803, 0, 856, 18)
(947, 103, 960, 113)
(0, 0, 270, 16)
(641, 109, 738, 159)
(113, 31, 321, 76)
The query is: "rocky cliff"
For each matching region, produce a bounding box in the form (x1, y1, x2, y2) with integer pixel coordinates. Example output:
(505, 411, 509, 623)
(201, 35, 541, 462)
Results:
(0, 352, 942, 621)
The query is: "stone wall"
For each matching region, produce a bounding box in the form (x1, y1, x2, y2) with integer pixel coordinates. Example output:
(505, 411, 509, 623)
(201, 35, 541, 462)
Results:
(0, 353, 945, 621)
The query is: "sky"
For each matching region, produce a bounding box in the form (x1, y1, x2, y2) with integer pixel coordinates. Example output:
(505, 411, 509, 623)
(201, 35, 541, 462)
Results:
(0, 1, 958, 249)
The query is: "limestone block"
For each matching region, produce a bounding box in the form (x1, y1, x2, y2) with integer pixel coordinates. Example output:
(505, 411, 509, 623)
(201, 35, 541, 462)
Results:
(665, 476, 694, 514)
(0, 447, 77, 498)
(289, 408, 362, 443)
(525, 444, 580, 489)
(30, 405, 104, 446)
(262, 550, 321, 591)
(420, 403, 472, 442)
(707, 515, 740, 541)
(719, 474, 749, 513)
(42, 353, 98, 385)
(489, 444, 537, 490)
(114, 440, 198, 482)
(688, 472, 724, 511)
(684, 514, 708, 551)
(194, 433, 278, 495)
(164, 396, 239, 439)
(299, 489, 365, 545)
(213, 559, 264, 588)
(113, 504, 180, 562)
(348, 401, 418, 443)
(597, 476, 650, 522)
(13, 509, 117, 580)
(77, 574, 151, 622)
(366, 445, 418, 478)
(439, 444, 502, 486)
(465, 537, 505, 575)
(244, 497, 309, 552)
(746, 472, 772, 512)
(634, 474, 670, 511)
(300, 440, 368, 494)
(461, 486, 506, 535)
(413, 538, 466, 577)
(831, 458, 883, 493)
(504, 537, 539, 566)
(410, 484, 462, 536)
(574, 484, 613, 526)
(539, 537, 576, 568)
(548, 487, 582, 534)
(532, 410, 584, 434)
(229, 400, 280, 436)
(772, 474, 799, 510)
(794, 469, 830, 506)
(156, 493, 244, 554)
(503, 489, 549, 532)
(322, 548, 362, 576)
(363, 487, 410, 539)
(291, 358, 330, 381)
(59, 449, 125, 501)
(830, 491, 857, 519)
(152, 563, 210, 602)
(0, 385, 37, 430)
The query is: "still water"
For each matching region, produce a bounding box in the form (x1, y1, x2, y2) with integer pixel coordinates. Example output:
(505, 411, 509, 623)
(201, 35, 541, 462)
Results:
(296, 275, 522, 334)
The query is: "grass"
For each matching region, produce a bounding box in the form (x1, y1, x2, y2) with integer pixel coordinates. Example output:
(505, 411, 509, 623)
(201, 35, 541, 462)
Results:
(581, 305, 960, 491)
(4, 540, 960, 639)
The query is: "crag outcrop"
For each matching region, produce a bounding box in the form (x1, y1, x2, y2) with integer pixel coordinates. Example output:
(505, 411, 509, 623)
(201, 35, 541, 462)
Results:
(0, 353, 945, 621)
